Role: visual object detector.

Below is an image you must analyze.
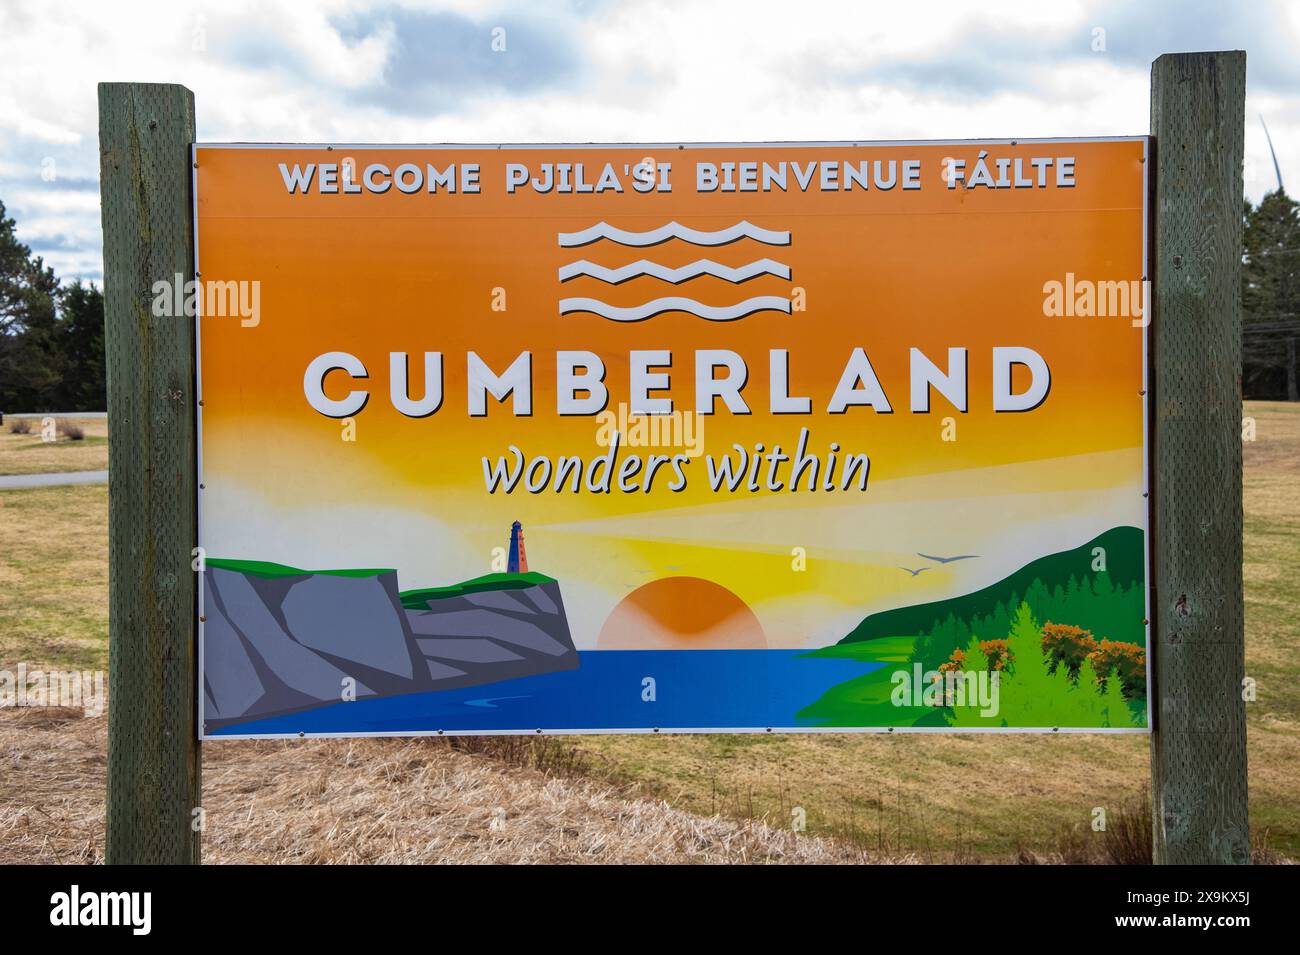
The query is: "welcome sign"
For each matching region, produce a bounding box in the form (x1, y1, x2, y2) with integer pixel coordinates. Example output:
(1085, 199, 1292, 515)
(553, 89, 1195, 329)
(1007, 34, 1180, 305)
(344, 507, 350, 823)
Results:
(193, 138, 1149, 738)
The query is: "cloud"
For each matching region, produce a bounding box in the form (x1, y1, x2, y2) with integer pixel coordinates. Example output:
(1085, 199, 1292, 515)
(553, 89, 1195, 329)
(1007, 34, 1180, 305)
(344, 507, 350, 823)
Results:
(1090, 0, 1300, 94)
(0, 0, 1297, 283)
(804, 0, 1300, 101)
(331, 7, 586, 114)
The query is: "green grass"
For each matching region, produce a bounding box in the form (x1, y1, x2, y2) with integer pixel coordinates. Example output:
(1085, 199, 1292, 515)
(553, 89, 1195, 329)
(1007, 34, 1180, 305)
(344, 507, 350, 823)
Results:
(0, 485, 109, 670)
(204, 558, 394, 579)
(798, 637, 948, 727)
(202, 563, 557, 615)
(13, 436, 107, 451)
(399, 571, 555, 609)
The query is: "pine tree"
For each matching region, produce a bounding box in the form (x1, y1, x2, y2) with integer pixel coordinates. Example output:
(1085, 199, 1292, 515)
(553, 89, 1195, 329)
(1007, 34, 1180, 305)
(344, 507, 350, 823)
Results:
(54, 282, 105, 411)
(1242, 190, 1300, 399)
(0, 199, 61, 411)
(945, 636, 994, 728)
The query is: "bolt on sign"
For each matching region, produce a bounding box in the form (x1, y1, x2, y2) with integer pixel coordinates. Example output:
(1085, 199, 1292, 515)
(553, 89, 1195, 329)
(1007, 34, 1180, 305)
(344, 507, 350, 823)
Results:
(193, 138, 1150, 738)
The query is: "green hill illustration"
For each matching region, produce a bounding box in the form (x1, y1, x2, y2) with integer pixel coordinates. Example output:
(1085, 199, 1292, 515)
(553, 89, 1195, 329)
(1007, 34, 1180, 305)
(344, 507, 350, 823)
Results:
(802, 526, 1148, 729)
(399, 571, 556, 609)
(839, 526, 1144, 652)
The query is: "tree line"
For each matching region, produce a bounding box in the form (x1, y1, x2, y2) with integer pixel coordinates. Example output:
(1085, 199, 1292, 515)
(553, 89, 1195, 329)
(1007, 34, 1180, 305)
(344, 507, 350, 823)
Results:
(0, 199, 105, 412)
(1, 189, 1296, 412)
(1243, 190, 1300, 400)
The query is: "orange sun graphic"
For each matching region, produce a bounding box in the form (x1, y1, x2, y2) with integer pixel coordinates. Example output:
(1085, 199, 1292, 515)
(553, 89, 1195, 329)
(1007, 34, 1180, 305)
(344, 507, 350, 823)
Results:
(597, 576, 767, 649)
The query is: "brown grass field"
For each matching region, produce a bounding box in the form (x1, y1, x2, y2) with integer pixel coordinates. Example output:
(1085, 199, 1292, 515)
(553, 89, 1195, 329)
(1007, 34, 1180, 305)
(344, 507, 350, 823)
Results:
(0, 416, 109, 476)
(0, 402, 1295, 863)
(0, 708, 893, 864)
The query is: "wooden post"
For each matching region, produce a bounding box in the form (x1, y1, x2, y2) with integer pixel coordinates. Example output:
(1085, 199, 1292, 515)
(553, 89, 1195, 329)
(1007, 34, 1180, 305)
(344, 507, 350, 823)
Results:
(1149, 52, 1249, 864)
(98, 83, 201, 864)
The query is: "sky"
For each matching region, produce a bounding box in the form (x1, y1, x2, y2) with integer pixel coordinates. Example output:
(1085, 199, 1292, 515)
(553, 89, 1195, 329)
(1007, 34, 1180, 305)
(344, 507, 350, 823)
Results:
(0, 0, 1296, 284)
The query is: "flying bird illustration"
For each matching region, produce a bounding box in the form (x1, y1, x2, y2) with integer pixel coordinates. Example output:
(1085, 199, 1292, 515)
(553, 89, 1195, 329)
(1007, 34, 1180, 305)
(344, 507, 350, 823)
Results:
(899, 567, 929, 577)
(917, 552, 979, 564)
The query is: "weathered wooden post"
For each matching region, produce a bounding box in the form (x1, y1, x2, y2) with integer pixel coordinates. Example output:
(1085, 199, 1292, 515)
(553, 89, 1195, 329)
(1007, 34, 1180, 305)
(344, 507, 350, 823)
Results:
(98, 82, 201, 864)
(1148, 51, 1249, 864)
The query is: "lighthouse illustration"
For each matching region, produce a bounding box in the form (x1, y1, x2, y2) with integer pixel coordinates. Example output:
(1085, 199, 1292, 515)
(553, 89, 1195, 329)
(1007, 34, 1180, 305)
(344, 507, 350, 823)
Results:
(507, 520, 529, 574)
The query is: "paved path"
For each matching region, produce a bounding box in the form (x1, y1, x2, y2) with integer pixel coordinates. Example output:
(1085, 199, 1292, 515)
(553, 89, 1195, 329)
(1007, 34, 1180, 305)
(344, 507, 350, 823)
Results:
(2, 412, 107, 420)
(0, 470, 108, 490)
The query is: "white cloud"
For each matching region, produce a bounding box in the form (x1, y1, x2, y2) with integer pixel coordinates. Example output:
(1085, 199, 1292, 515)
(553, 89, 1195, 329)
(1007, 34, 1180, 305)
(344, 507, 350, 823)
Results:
(0, 99, 83, 145)
(0, 0, 1295, 280)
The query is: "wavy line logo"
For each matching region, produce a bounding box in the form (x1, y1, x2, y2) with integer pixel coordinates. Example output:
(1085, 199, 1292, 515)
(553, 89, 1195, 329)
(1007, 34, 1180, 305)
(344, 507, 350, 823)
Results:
(559, 296, 792, 323)
(558, 220, 791, 248)
(557, 221, 794, 321)
(559, 258, 791, 285)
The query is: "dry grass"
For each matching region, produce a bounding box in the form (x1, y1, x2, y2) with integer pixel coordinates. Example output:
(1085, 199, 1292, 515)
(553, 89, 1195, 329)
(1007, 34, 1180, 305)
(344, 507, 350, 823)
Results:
(1237, 401, 1300, 854)
(567, 730, 1155, 860)
(0, 707, 900, 865)
(0, 402, 1295, 863)
(0, 708, 103, 864)
(0, 484, 108, 670)
(0, 416, 108, 476)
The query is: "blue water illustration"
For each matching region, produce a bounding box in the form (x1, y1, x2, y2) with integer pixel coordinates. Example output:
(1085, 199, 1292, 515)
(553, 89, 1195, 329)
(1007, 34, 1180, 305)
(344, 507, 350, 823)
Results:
(213, 649, 883, 736)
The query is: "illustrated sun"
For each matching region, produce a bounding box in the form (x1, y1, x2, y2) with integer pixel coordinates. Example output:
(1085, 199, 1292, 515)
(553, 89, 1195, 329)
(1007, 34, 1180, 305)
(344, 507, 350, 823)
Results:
(597, 576, 767, 649)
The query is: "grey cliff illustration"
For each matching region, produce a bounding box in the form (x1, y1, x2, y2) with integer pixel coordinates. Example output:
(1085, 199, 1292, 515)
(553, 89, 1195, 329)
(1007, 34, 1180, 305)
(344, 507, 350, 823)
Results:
(201, 556, 577, 731)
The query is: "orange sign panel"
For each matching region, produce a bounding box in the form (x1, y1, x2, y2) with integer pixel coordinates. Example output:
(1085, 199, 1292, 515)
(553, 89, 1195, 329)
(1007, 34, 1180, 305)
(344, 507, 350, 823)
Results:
(194, 139, 1149, 737)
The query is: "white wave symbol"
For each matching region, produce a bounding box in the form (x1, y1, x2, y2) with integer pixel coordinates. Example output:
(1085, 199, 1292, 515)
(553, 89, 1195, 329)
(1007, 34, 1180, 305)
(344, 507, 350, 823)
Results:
(558, 220, 791, 248)
(559, 296, 792, 322)
(558, 258, 791, 284)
